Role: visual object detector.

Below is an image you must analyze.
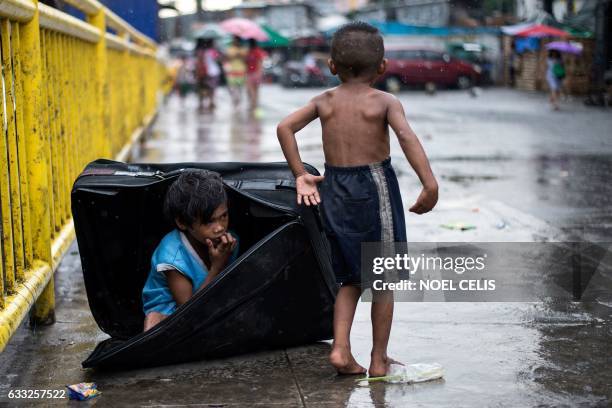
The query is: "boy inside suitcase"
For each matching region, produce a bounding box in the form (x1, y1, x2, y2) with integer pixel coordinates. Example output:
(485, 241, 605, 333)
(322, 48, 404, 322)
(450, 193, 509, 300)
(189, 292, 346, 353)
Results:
(142, 170, 239, 331)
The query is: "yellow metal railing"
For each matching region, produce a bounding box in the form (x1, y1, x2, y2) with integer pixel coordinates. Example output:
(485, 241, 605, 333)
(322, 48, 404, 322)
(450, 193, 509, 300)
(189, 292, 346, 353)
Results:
(0, 0, 167, 351)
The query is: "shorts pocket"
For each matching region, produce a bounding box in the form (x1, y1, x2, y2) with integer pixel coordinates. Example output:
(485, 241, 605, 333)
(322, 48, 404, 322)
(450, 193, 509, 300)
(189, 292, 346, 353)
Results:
(341, 197, 376, 234)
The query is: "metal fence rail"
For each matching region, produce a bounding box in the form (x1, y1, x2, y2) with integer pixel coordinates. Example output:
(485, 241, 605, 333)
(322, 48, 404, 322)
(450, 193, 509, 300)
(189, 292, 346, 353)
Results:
(0, 0, 168, 351)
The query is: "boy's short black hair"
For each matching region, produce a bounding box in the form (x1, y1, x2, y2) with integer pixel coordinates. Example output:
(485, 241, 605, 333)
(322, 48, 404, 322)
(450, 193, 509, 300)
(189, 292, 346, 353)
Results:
(331, 21, 384, 77)
(164, 170, 227, 227)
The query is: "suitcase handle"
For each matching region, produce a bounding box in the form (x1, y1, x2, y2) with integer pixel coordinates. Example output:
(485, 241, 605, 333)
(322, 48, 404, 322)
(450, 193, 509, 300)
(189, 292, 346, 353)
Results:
(224, 180, 296, 191)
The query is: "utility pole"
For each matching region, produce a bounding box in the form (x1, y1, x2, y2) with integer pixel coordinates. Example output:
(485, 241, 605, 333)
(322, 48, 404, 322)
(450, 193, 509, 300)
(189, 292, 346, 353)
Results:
(196, 0, 204, 21)
(566, 0, 575, 17)
(589, 0, 609, 104)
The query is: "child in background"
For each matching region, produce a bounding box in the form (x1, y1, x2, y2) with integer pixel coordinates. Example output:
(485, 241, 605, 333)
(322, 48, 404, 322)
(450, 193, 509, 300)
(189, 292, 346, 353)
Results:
(195, 38, 222, 110)
(142, 170, 239, 331)
(246, 38, 267, 112)
(175, 55, 195, 100)
(276, 22, 438, 376)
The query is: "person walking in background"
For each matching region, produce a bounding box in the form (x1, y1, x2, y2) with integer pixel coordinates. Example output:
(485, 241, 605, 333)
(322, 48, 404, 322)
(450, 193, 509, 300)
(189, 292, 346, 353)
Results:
(546, 49, 565, 110)
(195, 38, 222, 111)
(246, 38, 268, 113)
(194, 38, 208, 110)
(223, 36, 248, 108)
(175, 54, 195, 103)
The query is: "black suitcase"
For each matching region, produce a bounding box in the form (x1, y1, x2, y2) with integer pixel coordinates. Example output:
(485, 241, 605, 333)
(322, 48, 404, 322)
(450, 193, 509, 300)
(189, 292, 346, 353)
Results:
(71, 160, 337, 369)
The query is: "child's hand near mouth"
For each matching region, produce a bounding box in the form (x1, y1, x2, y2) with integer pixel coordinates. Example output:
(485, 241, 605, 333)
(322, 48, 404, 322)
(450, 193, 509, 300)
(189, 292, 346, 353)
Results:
(206, 232, 237, 274)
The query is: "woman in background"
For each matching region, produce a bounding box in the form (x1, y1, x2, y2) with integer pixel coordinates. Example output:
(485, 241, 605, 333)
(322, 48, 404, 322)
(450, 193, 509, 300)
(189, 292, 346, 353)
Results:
(223, 36, 248, 108)
(546, 49, 565, 110)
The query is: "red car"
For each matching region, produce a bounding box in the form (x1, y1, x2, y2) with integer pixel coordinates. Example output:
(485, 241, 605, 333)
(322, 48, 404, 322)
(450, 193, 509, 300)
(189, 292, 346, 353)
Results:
(377, 47, 482, 92)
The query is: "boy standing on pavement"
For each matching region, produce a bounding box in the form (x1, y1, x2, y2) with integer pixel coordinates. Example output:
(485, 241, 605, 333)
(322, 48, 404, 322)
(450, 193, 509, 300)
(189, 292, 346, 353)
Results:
(276, 22, 438, 377)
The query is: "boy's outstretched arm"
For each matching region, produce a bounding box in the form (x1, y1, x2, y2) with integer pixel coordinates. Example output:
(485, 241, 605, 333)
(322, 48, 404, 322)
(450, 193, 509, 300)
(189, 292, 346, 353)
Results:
(387, 96, 438, 214)
(277, 100, 324, 206)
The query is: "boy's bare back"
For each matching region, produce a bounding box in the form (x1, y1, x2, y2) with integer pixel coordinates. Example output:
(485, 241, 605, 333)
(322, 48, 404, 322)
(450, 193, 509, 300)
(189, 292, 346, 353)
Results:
(277, 21, 437, 213)
(314, 85, 393, 166)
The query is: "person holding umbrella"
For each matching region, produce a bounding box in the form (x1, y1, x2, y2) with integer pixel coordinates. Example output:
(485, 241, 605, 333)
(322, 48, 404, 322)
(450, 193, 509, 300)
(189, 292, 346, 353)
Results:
(246, 38, 268, 113)
(220, 18, 269, 109)
(545, 40, 582, 111)
(546, 49, 565, 110)
(223, 35, 248, 108)
(195, 38, 222, 111)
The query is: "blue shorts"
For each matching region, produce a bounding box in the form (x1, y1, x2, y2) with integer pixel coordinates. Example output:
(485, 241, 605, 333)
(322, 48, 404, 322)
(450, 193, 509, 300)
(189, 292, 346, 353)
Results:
(319, 157, 407, 286)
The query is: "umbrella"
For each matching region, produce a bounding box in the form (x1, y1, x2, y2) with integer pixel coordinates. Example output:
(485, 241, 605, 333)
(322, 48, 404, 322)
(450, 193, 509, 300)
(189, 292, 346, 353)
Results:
(193, 23, 225, 40)
(220, 18, 269, 41)
(501, 22, 535, 36)
(259, 25, 290, 48)
(515, 24, 569, 38)
(545, 41, 583, 55)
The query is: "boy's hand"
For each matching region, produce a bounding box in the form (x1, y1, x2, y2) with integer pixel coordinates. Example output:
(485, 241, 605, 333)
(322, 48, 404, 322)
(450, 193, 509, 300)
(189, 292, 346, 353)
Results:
(206, 232, 237, 273)
(409, 185, 438, 214)
(296, 173, 324, 206)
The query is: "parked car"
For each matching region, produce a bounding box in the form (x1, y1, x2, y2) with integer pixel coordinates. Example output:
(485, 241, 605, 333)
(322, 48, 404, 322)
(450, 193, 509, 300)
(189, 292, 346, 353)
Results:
(280, 59, 327, 87)
(280, 52, 339, 88)
(377, 47, 482, 92)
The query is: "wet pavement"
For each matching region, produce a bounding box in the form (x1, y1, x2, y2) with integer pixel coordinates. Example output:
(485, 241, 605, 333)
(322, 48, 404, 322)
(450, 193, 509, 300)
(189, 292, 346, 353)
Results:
(1, 86, 611, 407)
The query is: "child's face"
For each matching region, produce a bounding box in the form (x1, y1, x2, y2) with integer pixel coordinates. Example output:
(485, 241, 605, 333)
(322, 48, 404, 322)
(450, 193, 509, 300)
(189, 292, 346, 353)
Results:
(181, 203, 229, 246)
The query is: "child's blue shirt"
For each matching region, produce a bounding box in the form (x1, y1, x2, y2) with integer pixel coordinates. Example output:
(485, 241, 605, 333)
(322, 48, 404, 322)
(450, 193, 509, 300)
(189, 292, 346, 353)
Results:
(142, 229, 239, 316)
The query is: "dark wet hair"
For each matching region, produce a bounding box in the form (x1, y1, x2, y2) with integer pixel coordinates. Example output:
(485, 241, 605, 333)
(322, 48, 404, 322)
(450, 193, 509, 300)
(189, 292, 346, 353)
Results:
(248, 38, 257, 48)
(164, 170, 227, 228)
(196, 38, 214, 50)
(331, 21, 384, 78)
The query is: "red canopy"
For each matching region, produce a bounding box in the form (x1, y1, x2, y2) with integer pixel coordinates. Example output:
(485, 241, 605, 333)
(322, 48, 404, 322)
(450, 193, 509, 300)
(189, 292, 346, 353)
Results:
(515, 24, 569, 38)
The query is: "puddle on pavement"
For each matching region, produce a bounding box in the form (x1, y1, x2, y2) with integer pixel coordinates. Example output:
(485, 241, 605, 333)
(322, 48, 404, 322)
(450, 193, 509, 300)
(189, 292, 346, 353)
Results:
(442, 174, 501, 184)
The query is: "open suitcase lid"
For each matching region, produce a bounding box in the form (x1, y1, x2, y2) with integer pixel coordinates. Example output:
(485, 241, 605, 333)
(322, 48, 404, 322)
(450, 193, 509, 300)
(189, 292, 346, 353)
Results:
(74, 159, 311, 192)
(72, 160, 337, 359)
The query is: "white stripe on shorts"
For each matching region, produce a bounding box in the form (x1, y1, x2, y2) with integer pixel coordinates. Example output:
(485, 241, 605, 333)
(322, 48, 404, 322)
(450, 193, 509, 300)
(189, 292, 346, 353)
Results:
(369, 162, 395, 243)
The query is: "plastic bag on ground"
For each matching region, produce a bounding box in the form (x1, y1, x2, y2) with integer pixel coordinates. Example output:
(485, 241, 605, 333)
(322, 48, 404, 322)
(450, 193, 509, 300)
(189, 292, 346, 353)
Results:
(387, 363, 444, 383)
(358, 363, 444, 386)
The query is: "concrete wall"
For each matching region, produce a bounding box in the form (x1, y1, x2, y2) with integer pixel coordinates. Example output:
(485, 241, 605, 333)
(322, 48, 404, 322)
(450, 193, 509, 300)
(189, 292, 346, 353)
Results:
(395, 2, 452, 26)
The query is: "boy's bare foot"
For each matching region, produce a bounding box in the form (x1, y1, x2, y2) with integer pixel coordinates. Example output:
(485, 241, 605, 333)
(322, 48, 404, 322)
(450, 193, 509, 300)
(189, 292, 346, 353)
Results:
(330, 345, 367, 375)
(368, 355, 402, 377)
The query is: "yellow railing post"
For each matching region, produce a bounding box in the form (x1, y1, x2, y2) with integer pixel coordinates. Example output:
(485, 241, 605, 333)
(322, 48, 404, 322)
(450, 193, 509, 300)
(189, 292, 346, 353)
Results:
(19, 0, 55, 325)
(1, 19, 26, 285)
(86, 8, 110, 158)
(12, 22, 34, 271)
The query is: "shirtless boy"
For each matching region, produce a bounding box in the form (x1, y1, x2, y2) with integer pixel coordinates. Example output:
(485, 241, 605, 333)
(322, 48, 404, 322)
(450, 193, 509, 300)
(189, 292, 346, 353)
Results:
(277, 22, 438, 377)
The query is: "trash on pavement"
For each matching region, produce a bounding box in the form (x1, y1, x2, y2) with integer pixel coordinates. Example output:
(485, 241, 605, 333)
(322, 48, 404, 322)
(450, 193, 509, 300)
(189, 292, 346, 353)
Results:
(496, 219, 509, 229)
(66, 383, 101, 400)
(440, 222, 476, 231)
(357, 363, 444, 386)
